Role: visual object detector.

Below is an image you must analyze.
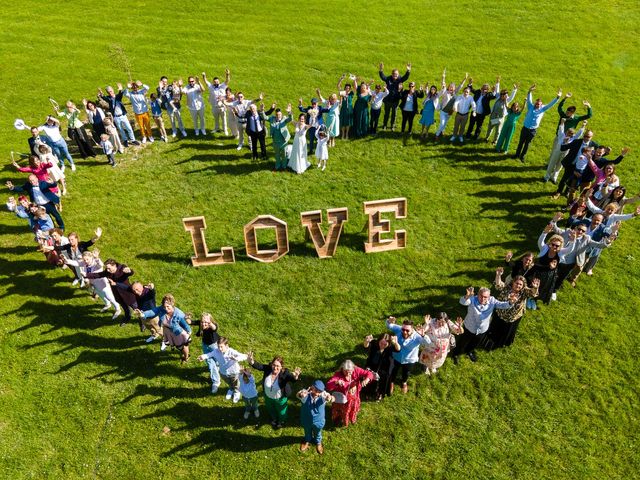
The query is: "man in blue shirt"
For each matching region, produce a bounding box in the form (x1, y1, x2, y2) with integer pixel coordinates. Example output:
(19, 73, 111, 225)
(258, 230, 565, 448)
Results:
(452, 286, 513, 363)
(385, 316, 431, 394)
(514, 85, 562, 162)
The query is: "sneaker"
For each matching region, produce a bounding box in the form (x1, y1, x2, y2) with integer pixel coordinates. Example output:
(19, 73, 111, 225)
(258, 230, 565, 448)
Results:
(321, 165, 326, 171)
(100, 305, 111, 312)
(225, 390, 233, 401)
(586, 270, 593, 276)
(200, 130, 206, 135)
(195, 130, 200, 136)
(149, 137, 155, 143)
(112, 309, 122, 320)
(551, 292, 557, 301)
(145, 335, 156, 343)
(160, 341, 167, 351)
(236, 144, 242, 151)
(243, 411, 250, 420)
(449, 135, 456, 142)
(181, 130, 187, 137)
(459, 136, 464, 143)
(70, 164, 76, 172)
(123, 140, 129, 148)
(254, 409, 260, 418)
(141, 137, 147, 144)
(80, 279, 85, 288)
(467, 351, 478, 362)
(232, 392, 241, 404)
(211, 385, 218, 394)
(317, 163, 321, 168)
(72, 279, 79, 286)
(132, 140, 141, 146)
(172, 131, 177, 138)
(161, 136, 167, 142)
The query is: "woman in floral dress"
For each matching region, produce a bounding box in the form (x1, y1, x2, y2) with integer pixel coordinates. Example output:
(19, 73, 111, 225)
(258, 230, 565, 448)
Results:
(419, 313, 463, 375)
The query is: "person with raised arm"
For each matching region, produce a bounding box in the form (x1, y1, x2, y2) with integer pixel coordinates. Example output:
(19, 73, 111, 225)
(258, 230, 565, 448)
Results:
(97, 85, 138, 147)
(157, 76, 187, 138)
(326, 359, 375, 427)
(261, 103, 292, 171)
(297, 380, 334, 455)
(451, 286, 513, 363)
(247, 351, 301, 429)
(181, 75, 206, 136)
(37, 115, 76, 171)
(385, 316, 432, 394)
(418, 313, 463, 374)
(6, 174, 64, 230)
(434, 69, 468, 141)
(513, 84, 562, 162)
(485, 83, 518, 144)
(122, 81, 154, 143)
(202, 68, 230, 135)
(465, 76, 500, 140)
(379, 62, 411, 131)
(139, 294, 192, 362)
(53, 100, 97, 159)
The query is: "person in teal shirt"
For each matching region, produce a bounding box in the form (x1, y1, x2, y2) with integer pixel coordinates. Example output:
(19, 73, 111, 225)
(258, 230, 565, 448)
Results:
(262, 104, 292, 171)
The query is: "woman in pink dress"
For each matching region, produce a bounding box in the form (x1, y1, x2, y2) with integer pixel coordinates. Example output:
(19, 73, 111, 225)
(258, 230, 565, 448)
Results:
(419, 313, 464, 375)
(326, 359, 374, 427)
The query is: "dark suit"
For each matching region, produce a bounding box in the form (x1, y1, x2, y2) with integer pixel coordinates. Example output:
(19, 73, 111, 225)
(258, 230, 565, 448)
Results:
(11, 180, 64, 229)
(399, 89, 424, 134)
(245, 111, 267, 160)
(556, 139, 598, 195)
(380, 69, 411, 129)
(466, 86, 497, 139)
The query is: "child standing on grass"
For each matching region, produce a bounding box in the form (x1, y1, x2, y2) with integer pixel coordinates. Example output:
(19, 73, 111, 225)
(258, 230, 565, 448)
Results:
(315, 127, 329, 171)
(103, 113, 124, 154)
(98, 134, 117, 167)
(238, 368, 260, 419)
(297, 380, 334, 455)
(197, 337, 247, 403)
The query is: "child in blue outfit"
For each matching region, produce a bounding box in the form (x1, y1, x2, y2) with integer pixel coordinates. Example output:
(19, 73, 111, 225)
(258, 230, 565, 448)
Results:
(297, 380, 334, 455)
(238, 368, 260, 420)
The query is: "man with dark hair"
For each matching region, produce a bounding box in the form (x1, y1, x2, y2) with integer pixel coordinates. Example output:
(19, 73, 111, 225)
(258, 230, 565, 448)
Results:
(6, 174, 64, 229)
(379, 62, 411, 131)
(85, 259, 135, 326)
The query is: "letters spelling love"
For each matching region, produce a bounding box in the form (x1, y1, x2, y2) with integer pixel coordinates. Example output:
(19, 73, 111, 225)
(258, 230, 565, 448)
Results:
(183, 197, 407, 266)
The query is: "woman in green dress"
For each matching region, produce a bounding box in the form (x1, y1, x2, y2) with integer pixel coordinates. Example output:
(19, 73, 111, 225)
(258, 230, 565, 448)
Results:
(338, 74, 354, 140)
(496, 101, 523, 154)
(352, 82, 372, 139)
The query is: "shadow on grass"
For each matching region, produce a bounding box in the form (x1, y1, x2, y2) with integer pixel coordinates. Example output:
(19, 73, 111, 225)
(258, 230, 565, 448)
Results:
(8, 300, 118, 333)
(137, 401, 302, 455)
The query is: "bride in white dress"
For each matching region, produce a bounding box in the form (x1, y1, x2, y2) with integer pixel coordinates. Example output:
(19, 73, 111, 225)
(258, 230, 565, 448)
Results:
(288, 114, 311, 174)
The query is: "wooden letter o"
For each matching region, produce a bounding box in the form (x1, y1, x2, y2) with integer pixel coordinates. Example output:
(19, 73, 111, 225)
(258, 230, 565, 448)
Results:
(243, 215, 289, 263)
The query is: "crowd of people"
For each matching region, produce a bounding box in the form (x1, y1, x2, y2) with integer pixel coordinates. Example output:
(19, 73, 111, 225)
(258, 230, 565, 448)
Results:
(4, 61, 638, 455)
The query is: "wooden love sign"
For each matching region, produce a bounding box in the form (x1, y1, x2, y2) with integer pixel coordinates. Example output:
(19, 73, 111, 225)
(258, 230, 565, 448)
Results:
(183, 197, 407, 266)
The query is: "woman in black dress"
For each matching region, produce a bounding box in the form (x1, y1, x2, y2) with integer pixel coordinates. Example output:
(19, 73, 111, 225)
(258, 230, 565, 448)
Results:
(362, 333, 400, 400)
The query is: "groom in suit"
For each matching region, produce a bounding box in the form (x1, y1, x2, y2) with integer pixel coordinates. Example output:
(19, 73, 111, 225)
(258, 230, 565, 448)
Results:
(466, 77, 499, 140)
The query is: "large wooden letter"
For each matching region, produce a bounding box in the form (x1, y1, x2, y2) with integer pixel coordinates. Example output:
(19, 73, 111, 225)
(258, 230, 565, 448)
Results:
(244, 215, 289, 263)
(183, 216, 235, 266)
(363, 198, 407, 253)
(300, 208, 349, 258)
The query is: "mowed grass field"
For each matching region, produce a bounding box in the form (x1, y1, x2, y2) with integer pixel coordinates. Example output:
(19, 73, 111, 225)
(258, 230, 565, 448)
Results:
(0, 1, 639, 478)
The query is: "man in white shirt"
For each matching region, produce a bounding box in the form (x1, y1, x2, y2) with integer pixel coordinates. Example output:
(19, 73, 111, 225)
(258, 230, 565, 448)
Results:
(450, 88, 476, 143)
(181, 76, 206, 136)
(369, 85, 388, 134)
(202, 69, 230, 135)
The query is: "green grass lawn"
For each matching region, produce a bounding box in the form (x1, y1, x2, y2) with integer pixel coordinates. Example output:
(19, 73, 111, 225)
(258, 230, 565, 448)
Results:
(1, 1, 639, 478)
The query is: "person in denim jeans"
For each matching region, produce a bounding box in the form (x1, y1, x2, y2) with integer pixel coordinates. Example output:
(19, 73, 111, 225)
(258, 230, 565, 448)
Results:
(38, 116, 75, 170)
